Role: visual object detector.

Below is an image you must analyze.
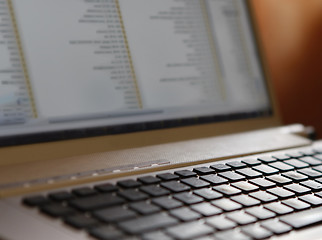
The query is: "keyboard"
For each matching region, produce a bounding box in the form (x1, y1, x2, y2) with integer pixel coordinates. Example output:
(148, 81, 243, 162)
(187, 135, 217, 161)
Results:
(22, 148, 322, 240)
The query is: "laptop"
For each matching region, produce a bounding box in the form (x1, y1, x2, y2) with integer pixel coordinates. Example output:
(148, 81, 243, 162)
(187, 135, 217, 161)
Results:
(0, 0, 321, 239)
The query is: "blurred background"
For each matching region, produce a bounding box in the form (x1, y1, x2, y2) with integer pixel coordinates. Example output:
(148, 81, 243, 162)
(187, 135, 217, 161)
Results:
(252, 0, 322, 138)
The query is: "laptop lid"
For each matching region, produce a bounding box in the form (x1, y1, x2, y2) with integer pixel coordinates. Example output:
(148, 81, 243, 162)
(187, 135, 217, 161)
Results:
(0, 0, 280, 165)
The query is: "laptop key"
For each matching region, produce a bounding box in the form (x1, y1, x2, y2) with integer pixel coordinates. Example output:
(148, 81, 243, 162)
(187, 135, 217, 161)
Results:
(297, 168, 322, 178)
(298, 156, 322, 166)
(267, 187, 295, 199)
(69, 194, 124, 211)
(173, 192, 203, 205)
(94, 184, 118, 193)
(152, 197, 183, 210)
(265, 175, 292, 186)
(286, 152, 304, 158)
(64, 214, 99, 229)
(315, 177, 322, 184)
(140, 185, 170, 197)
(226, 211, 257, 225)
(191, 202, 223, 216)
(257, 156, 277, 163)
(93, 206, 137, 223)
(280, 206, 322, 229)
(268, 162, 294, 172)
(235, 168, 262, 179)
(174, 170, 197, 178)
(282, 171, 309, 182)
(23, 195, 50, 207)
(299, 195, 322, 207)
(212, 198, 242, 212)
(200, 174, 228, 185)
(284, 159, 309, 169)
(117, 179, 142, 188)
(142, 231, 173, 240)
(40, 204, 77, 218)
(48, 191, 73, 202)
(264, 202, 294, 215)
(161, 181, 190, 193)
(253, 165, 279, 175)
(210, 163, 231, 172)
(313, 165, 322, 173)
(193, 167, 216, 175)
(89, 225, 127, 240)
(213, 185, 242, 196)
(157, 173, 179, 181)
(129, 201, 161, 215)
(300, 180, 322, 191)
(118, 213, 178, 234)
(245, 206, 276, 220)
(314, 148, 322, 154)
(284, 183, 311, 195)
(218, 171, 245, 182)
(118, 189, 149, 201)
(166, 221, 213, 240)
(231, 181, 259, 193)
(72, 187, 97, 197)
(300, 149, 316, 156)
(226, 161, 247, 169)
(314, 153, 322, 159)
(272, 154, 291, 161)
(180, 177, 210, 189)
(249, 178, 276, 189)
(193, 188, 223, 200)
(214, 230, 251, 240)
(249, 191, 278, 203)
(282, 198, 311, 211)
(241, 225, 272, 240)
(138, 176, 161, 185)
(241, 158, 261, 166)
(261, 220, 292, 235)
(230, 195, 261, 207)
(193, 235, 217, 240)
(206, 216, 237, 230)
(169, 207, 201, 222)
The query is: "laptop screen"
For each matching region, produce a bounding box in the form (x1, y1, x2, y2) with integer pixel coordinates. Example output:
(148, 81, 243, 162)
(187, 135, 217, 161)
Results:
(0, 0, 271, 143)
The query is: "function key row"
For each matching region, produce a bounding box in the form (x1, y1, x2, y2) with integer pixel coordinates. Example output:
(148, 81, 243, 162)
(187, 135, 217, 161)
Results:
(23, 169, 322, 208)
(22, 149, 322, 206)
(23, 175, 322, 210)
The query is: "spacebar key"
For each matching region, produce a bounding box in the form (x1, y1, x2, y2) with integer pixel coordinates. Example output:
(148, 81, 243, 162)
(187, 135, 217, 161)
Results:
(118, 213, 178, 234)
(280, 206, 322, 229)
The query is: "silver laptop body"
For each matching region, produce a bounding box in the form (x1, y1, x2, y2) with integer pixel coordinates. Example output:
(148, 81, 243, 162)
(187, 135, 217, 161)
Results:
(0, 0, 321, 239)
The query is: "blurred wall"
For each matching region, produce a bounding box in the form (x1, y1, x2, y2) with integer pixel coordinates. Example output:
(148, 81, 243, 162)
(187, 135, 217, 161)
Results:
(252, 0, 322, 138)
